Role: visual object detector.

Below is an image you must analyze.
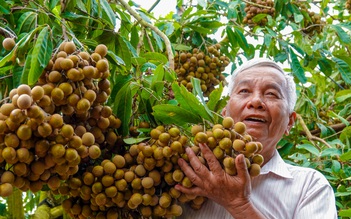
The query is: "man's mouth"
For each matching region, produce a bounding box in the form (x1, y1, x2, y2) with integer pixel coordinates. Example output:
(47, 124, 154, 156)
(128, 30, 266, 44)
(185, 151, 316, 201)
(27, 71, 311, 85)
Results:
(244, 117, 266, 123)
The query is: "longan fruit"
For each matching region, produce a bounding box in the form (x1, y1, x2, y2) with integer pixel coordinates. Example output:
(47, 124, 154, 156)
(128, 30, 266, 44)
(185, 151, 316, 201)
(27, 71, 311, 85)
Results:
(16, 124, 32, 141)
(96, 59, 109, 72)
(249, 163, 261, 177)
(88, 145, 101, 159)
(0, 183, 13, 197)
(0, 103, 15, 116)
(234, 121, 246, 134)
(233, 139, 246, 152)
(2, 38, 15, 51)
(17, 84, 31, 96)
(64, 41, 76, 54)
(141, 177, 154, 189)
(95, 44, 108, 57)
(17, 94, 32, 109)
(31, 86, 44, 101)
(222, 117, 234, 129)
(81, 132, 95, 146)
(194, 132, 208, 144)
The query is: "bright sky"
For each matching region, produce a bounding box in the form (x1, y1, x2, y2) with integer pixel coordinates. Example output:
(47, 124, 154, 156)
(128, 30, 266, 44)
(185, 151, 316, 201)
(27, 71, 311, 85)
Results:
(132, 0, 177, 17)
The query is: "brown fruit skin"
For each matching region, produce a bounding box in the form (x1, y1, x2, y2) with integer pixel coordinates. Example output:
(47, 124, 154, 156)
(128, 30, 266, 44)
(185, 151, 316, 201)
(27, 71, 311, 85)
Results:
(2, 38, 16, 51)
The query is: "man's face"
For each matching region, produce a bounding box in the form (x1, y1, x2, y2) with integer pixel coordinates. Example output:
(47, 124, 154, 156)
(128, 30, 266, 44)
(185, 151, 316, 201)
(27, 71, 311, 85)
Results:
(223, 66, 296, 160)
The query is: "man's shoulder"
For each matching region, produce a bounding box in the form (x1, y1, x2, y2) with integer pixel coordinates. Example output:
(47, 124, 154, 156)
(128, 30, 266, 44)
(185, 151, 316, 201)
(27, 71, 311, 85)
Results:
(284, 162, 330, 185)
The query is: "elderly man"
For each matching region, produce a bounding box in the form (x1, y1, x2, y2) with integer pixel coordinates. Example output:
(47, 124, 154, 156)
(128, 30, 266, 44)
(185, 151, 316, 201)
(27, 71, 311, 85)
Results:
(176, 58, 337, 218)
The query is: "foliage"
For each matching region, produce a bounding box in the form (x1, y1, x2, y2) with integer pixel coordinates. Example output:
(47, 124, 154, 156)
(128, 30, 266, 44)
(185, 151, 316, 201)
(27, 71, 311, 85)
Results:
(0, 0, 351, 218)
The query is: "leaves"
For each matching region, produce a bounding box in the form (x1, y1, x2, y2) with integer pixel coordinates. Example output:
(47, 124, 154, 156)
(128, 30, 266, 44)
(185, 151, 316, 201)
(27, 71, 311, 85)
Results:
(23, 26, 52, 86)
(289, 48, 307, 83)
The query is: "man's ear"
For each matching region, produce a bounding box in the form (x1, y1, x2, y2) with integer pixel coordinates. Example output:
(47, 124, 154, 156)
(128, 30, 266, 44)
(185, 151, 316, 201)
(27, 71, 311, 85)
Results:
(285, 111, 296, 135)
(221, 107, 227, 117)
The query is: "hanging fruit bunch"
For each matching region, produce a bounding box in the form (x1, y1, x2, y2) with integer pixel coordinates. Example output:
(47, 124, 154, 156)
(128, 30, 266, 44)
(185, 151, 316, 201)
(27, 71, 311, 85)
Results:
(56, 116, 264, 218)
(347, 0, 351, 14)
(292, 1, 325, 36)
(174, 44, 230, 97)
(243, 0, 275, 27)
(0, 42, 122, 197)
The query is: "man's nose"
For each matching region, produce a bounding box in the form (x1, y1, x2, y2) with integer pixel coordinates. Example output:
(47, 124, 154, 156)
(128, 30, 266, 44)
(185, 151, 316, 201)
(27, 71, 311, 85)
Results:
(247, 93, 266, 110)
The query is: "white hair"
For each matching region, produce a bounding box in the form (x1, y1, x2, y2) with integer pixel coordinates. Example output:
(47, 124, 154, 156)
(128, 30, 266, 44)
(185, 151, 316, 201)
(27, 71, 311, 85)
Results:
(227, 58, 297, 113)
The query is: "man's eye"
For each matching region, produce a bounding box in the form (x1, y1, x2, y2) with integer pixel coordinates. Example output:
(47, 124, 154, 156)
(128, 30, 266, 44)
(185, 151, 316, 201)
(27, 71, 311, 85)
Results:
(239, 89, 249, 93)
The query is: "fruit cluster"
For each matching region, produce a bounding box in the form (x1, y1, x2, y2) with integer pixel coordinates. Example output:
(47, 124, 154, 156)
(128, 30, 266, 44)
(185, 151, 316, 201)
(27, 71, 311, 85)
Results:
(347, 0, 351, 14)
(55, 117, 263, 218)
(243, 0, 275, 26)
(292, 2, 325, 36)
(175, 44, 229, 97)
(0, 43, 121, 197)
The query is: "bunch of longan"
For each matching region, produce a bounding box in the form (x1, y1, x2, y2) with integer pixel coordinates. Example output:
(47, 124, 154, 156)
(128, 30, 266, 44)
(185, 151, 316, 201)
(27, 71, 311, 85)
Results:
(0, 42, 122, 197)
(175, 44, 229, 97)
(243, 0, 275, 27)
(57, 117, 263, 219)
(291, 1, 325, 36)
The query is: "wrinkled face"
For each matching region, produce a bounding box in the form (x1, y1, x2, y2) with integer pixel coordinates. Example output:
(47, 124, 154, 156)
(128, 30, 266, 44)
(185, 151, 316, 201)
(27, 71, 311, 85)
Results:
(223, 66, 296, 161)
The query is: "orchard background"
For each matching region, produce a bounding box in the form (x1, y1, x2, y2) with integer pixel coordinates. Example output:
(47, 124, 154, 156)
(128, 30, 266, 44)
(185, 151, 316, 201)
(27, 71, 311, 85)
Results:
(0, 0, 351, 218)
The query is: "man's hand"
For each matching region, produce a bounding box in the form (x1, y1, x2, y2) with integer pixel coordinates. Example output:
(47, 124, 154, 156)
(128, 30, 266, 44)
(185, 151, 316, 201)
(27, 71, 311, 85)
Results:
(175, 143, 252, 212)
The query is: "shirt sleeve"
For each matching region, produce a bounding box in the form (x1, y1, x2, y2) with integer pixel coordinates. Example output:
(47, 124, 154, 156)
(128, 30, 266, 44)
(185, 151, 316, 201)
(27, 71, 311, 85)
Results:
(293, 172, 337, 219)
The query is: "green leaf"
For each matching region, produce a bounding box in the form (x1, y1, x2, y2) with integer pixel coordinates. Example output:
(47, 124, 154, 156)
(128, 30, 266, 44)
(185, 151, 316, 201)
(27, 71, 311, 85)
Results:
(340, 126, 351, 147)
(252, 14, 267, 23)
(172, 82, 212, 122)
(27, 26, 52, 86)
(320, 148, 341, 157)
(340, 150, 351, 162)
(335, 89, 351, 103)
(187, 24, 211, 34)
(113, 82, 132, 136)
(289, 48, 307, 83)
(172, 44, 192, 51)
(207, 84, 224, 111)
(234, 28, 249, 51)
(0, 48, 16, 68)
(339, 209, 351, 217)
(332, 57, 351, 85)
(15, 12, 37, 34)
(296, 143, 319, 156)
(153, 104, 202, 126)
(106, 50, 125, 66)
(226, 26, 237, 48)
(293, 13, 304, 23)
(123, 137, 150, 145)
(197, 0, 207, 8)
(317, 57, 332, 76)
(332, 24, 351, 45)
(20, 49, 33, 85)
(116, 35, 132, 70)
(191, 77, 213, 120)
(100, 0, 116, 28)
(142, 52, 168, 65)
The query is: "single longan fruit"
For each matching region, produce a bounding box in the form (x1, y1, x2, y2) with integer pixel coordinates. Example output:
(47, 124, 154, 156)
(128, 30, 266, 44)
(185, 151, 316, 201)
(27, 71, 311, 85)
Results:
(95, 44, 108, 57)
(82, 132, 95, 146)
(60, 58, 74, 70)
(96, 59, 109, 72)
(31, 86, 44, 101)
(222, 117, 234, 129)
(141, 177, 154, 189)
(234, 122, 246, 134)
(88, 145, 101, 159)
(249, 163, 261, 177)
(17, 84, 31, 96)
(16, 124, 32, 141)
(194, 132, 208, 144)
(112, 154, 125, 168)
(2, 38, 16, 51)
(0, 183, 13, 197)
(233, 139, 245, 152)
(64, 41, 76, 54)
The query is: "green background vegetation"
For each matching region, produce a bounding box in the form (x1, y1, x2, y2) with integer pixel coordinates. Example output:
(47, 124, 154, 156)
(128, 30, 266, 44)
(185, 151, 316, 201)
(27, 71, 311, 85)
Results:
(0, 0, 351, 218)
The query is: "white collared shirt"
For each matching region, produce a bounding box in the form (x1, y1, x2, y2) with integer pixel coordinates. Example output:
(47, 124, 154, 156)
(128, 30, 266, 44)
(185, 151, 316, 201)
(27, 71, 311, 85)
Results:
(178, 150, 337, 219)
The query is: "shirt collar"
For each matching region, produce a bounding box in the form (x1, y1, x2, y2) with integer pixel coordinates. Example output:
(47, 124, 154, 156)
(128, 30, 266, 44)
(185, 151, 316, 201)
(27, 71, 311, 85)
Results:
(259, 150, 293, 179)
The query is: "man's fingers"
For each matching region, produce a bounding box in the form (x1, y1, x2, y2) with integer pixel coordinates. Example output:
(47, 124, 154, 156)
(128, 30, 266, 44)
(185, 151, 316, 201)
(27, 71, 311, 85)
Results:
(178, 156, 203, 187)
(235, 154, 250, 180)
(175, 184, 205, 197)
(198, 143, 223, 173)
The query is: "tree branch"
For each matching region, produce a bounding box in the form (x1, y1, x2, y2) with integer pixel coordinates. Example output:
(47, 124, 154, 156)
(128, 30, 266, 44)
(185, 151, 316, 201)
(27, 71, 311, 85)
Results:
(115, 0, 174, 70)
(297, 114, 332, 148)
